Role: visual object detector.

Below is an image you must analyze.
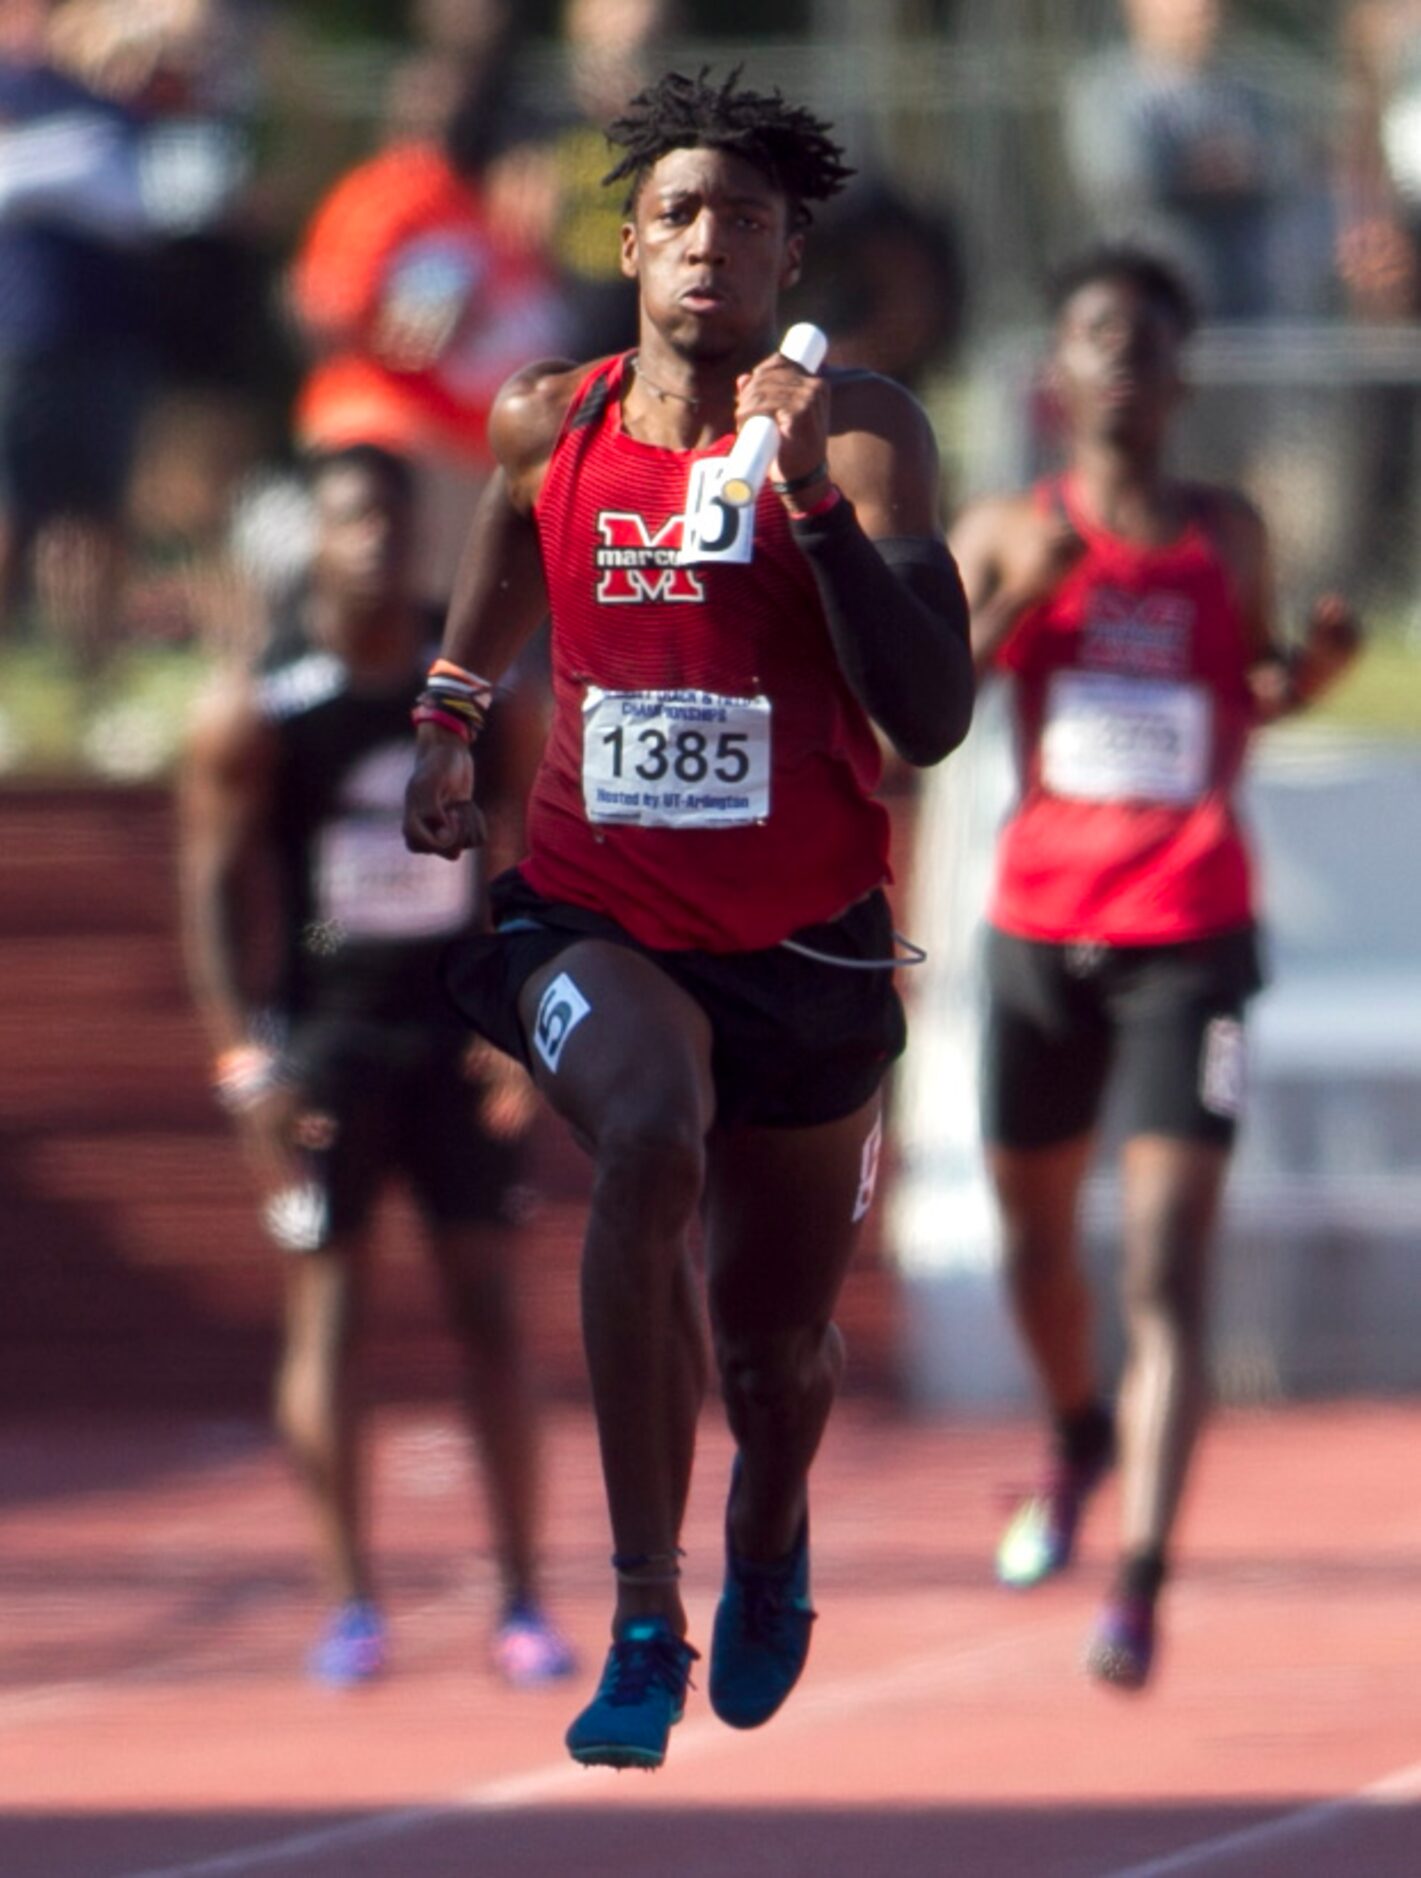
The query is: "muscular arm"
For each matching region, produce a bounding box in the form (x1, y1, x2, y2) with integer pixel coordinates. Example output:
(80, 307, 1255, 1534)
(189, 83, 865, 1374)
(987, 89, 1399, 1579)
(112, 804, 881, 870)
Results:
(794, 374, 973, 768)
(406, 359, 578, 856)
(440, 359, 579, 681)
(177, 678, 279, 1056)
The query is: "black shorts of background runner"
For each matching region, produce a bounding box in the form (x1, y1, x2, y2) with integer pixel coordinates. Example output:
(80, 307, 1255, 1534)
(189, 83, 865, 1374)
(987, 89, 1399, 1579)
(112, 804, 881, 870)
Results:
(443, 870, 908, 1131)
(282, 1017, 526, 1245)
(981, 924, 1266, 1152)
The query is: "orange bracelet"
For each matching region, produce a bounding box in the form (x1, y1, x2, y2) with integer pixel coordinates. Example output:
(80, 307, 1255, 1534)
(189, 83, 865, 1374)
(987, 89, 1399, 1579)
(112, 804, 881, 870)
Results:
(430, 658, 495, 701)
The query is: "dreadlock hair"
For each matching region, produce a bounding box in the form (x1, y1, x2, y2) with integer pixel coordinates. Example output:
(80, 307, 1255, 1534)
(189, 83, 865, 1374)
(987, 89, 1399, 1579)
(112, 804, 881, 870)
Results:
(1047, 243, 1200, 342)
(602, 67, 853, 229)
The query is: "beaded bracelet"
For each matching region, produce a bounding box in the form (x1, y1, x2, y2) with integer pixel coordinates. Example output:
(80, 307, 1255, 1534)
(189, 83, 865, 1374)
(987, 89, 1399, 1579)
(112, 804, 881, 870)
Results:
(429, 657, 495, 706)
(419, 658, 494, 743)
(412, 701, 475, 743)
(417, 687, 487, 730)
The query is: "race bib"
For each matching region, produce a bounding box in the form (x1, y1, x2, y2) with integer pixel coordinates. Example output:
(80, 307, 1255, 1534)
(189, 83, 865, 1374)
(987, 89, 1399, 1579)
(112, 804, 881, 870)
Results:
(315, 818, 475, 939)
(1041, 671, 1211, 805)
(582, 687, 771, 827)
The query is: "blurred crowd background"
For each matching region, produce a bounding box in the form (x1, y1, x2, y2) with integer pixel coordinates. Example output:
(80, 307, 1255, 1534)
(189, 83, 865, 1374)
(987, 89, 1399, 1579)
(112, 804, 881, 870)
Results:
(2, 0, 1421, 780)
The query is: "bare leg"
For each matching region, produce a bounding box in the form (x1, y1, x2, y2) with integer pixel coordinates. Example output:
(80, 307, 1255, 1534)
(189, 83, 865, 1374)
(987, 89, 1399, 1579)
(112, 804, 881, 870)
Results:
(706, 1095, 881, 1563)
(989, 1134, 1098, 1420)
(428, 1219, 541, 1607)
(273, 1238, 369, 1604)
(1116, 1134, 1230, 1561)
(517, 941, 715, 1638)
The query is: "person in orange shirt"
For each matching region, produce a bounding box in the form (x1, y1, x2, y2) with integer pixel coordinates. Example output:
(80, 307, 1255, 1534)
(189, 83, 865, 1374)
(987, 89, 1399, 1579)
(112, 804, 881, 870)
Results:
(289, 54, 569, 602)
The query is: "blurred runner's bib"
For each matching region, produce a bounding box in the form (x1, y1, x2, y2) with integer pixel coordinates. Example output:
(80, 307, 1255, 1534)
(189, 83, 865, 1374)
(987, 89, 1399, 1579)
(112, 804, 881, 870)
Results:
(316, 819, 475, 937)
(1042, 672, 1211, 804)
(582, 687, 771, 827)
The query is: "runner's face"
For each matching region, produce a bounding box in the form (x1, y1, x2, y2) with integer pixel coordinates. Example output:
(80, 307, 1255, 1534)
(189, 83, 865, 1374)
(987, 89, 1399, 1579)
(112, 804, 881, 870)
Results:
(621, 146, 803, 360)
(312, 465, 413, 613)
(1052, 276, 1185, 448)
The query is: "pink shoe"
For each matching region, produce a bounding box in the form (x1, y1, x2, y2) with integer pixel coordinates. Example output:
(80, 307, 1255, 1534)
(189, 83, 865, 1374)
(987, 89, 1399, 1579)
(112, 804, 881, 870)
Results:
(491, 1601, 577, 1688)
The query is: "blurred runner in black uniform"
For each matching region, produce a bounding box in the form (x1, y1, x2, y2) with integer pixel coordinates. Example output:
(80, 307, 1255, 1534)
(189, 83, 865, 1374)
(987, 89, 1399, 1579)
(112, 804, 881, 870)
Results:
(179, 443, 572, 1689)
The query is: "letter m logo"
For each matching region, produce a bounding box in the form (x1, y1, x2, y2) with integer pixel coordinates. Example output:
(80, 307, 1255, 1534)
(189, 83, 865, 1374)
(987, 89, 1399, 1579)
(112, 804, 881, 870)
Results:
(595, 512, 706, 603)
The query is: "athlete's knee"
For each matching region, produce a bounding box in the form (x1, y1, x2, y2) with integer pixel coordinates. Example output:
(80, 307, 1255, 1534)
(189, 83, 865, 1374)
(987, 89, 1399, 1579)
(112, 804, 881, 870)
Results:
(996, 1210, 1077, 1297)
(1120, 1227, 1210, 1336)
(1124, 1266, 1209, 1345)
(1121, 1183, 1215, 1329)
(592, 1113, 705, 1240)
(717, 1325, 831, 1417)
(991, 1146, 1085, 1276)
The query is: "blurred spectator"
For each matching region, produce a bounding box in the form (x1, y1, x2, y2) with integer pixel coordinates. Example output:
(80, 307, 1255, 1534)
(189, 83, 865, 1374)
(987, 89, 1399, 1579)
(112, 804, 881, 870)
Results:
(57, 0, 279, 636)
(782, 178, 965, 395)
(0, 0, 264, 664)
(1336, 1, 1421, 320)
(538, 0, 680, 358)
(0, 0, 155, 656)
(1062, 0, 1330, 321)
(1334, 1, 1421, 595)
(288, 16, 569, 604)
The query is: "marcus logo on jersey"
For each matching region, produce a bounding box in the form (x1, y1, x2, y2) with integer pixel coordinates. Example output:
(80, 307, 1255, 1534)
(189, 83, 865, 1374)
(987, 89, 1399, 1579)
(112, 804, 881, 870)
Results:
(594, 461, 756, 603)
(1080, 588, 1196, 678)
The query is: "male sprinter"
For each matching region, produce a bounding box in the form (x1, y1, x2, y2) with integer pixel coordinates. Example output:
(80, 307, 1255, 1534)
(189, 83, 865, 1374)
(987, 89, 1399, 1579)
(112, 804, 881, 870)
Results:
(405, 70, 973, 1767)
(952, 246, 1361, 1689)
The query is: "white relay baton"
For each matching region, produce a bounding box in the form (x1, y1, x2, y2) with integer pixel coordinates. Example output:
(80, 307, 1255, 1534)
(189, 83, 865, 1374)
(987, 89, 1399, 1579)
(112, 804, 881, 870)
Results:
(717, 321, 828, 508)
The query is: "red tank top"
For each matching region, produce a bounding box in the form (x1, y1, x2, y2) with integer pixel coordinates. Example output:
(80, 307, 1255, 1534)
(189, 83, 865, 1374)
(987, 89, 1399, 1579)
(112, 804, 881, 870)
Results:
(522, 353, 891, 951)
(990, 476, 1256, 944)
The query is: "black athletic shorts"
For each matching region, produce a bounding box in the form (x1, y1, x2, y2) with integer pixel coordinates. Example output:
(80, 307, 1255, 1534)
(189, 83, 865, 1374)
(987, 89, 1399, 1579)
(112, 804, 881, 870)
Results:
(981, 924, 1265, 1152)
(442, 870, 908, 1130)
(276, 1016, 525, 1248)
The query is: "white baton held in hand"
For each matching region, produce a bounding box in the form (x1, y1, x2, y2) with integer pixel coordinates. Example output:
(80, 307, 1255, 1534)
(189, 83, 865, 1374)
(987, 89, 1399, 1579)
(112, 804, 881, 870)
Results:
(718, 322, 828, 508)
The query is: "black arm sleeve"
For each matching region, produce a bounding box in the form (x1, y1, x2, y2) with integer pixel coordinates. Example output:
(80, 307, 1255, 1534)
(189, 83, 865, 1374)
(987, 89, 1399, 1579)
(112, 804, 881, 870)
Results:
(790, 495, 974, 767)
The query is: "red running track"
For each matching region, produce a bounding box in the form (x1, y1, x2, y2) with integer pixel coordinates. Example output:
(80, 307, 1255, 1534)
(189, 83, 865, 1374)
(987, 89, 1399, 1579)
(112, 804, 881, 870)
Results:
(2, 1402, 1419, 1877)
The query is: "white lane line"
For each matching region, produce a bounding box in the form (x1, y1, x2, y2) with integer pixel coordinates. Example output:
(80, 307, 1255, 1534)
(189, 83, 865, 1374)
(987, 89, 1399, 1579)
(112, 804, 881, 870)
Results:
(1097, 1758, 1421, 1878)
(111, 1608, 1078, 1878)
(102, 1808, 452, 1878)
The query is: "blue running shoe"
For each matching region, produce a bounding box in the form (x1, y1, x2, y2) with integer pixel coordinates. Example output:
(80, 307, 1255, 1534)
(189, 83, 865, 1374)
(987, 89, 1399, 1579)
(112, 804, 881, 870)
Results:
(491, 1600, 577, 1689)
(564, 1617, 698, 1770)
(1084, 1595, 1157, 1691)
(307, 1599, 386, 1687)
(996, 1447, 1113, 1590)
(709, 1462, 816, 1730)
